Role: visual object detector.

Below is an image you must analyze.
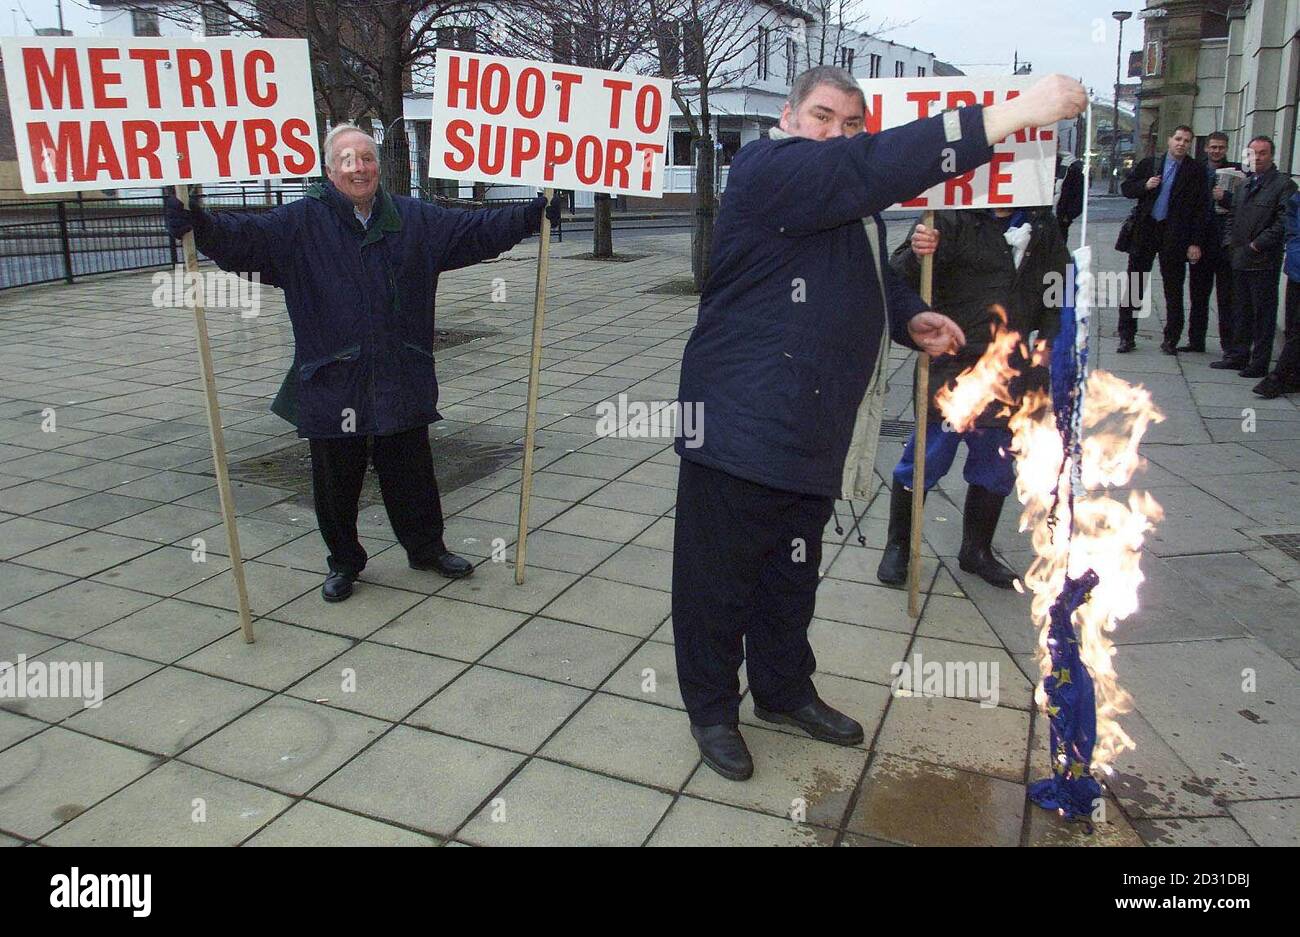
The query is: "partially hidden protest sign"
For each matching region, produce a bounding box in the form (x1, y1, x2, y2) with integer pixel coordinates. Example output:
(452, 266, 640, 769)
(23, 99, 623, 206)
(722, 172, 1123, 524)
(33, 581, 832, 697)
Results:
(428, 48, 671, 197)
(0, 36, 320, 193)
(859, 76, 1055, 211)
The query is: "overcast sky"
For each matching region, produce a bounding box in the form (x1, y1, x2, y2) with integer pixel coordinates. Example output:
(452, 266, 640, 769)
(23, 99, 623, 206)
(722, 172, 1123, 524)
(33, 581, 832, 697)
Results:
(6, 0, 1146, 97)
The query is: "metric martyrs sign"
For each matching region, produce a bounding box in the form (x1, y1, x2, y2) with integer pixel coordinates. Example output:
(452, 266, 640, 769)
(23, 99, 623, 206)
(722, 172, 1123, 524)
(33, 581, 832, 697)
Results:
(0, 37, 321, 193)
(428, 49, 670, 198)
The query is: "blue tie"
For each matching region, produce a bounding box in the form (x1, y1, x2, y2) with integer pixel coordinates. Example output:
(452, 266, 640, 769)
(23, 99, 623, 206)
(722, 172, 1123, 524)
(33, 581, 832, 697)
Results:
(1153, 157, 1178, 222)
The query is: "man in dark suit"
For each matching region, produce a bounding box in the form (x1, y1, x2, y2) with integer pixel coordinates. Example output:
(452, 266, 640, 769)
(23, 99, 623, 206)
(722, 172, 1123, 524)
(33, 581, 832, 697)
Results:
(1185, 131, 1240, 353)
(1211, 136, 1298, 377)
(1116, 125, 1209, 354)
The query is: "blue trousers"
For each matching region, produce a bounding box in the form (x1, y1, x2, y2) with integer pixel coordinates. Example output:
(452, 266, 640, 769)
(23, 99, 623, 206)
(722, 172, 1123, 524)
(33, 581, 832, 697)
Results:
(892, 422, 1016, 497)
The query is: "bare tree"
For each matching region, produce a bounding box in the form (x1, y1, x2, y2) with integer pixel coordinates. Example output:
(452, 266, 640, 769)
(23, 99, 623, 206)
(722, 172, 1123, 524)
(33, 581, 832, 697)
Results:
(485, 0, 653, 258)
(647, 0, 784, 289)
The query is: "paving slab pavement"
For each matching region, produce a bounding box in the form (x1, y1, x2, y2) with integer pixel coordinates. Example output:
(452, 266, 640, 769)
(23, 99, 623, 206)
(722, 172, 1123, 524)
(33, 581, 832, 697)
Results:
(0, 215, 1295, 846)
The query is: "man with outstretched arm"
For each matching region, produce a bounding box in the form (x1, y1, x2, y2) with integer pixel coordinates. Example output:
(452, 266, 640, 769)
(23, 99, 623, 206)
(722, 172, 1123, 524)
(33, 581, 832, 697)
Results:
(672, 66, 1086, 782)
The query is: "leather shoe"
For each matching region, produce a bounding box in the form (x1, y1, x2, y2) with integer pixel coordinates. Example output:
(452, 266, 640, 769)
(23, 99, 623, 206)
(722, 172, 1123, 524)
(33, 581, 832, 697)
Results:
(1160, 340, 1177, 355)
(1239, 366, 1267, 379)
(691, 724, 753, 781)
(322, 571, 355, 602)
(410, 550, 474, 579)
(1176, 343, 1205, 353)
(1116, 337, 1136, 353)
(753, 697, 864, 746)
(1209, 358, 1246, 369)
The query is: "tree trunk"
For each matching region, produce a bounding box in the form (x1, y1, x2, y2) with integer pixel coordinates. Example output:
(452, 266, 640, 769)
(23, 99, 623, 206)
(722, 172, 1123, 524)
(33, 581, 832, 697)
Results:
(593, 193, 614, 257)
(691, 133, 716, 291)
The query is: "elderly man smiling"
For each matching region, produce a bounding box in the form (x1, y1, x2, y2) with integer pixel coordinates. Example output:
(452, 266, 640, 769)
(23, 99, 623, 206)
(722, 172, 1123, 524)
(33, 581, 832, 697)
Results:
(672, 66, 1087, 781)
(165, 124, 544, 602)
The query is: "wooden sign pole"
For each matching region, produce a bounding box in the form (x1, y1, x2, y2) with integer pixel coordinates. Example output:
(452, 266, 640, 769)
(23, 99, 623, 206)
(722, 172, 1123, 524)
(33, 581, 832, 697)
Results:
(515, 188, 554, 584)
(907, 209, 936, 619)
(176, 184, 255, 642)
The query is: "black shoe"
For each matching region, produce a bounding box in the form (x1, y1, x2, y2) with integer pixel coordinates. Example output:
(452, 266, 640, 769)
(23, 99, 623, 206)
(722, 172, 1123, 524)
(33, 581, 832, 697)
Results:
(1238, 365, 1267, 379)
(1252, 376, 1289, 399)
(1176, 343, 1205, 353)
(876, 479, 913, 586)
(957, 485, 1020, 590)
(1160, 340, 1177, 355)
(1116, 337, 1136, 353)
(1209, 358, 1246, 370)
(322, 571, 356, 602)
(753, 698, 865, 745)
(691, 724, 753, 781)
(410, 550, 475, 579)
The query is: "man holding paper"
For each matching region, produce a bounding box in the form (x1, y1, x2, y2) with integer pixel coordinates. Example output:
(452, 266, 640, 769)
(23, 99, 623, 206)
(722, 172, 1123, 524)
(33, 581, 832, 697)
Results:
(672, 66, 1086, 782)
(165, 124, 545, 602)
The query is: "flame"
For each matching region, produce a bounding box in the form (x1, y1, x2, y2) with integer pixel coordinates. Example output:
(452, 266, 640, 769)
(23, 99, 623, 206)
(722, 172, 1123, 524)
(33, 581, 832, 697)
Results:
(936, 319, 1164, 773)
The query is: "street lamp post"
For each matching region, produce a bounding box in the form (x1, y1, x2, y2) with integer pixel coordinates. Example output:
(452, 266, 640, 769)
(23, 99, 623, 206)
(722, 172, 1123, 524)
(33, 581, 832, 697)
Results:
(1110, 10, 1132, 194)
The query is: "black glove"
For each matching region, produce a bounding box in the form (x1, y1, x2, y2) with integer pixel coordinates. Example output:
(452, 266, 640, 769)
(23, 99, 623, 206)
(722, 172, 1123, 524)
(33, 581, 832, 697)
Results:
(163, 188, 206, 240)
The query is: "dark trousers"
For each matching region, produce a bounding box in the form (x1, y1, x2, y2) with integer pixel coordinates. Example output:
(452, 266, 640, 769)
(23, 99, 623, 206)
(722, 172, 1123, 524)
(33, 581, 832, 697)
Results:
(1188, 250, 1234, 350)
(671, 458, 833, 727)
(1273, 278, 1300, 384)
(1119, 222, 1189, 343)
(1229, 267, 1283, 369)
(309, 426, 446, 576)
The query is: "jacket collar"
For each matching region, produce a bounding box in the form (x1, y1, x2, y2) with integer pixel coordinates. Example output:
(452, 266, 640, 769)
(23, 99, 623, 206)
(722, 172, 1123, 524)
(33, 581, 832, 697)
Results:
(307, 179, 402, 245)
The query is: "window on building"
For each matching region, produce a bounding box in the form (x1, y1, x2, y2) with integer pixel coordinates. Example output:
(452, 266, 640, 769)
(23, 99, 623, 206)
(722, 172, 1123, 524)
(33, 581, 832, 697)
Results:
(132, 10, 160, 36)
(894, 61, 905, 77)
(672, 130, 695, 167)
(869, 53, 882, 78)
(657, 19, 680, 75)
(683, 18, 705, 74)
(437, 26, 477, 51)
(202, 3, 230, 36)
(552, 21, 572, 63)
(916, 65, 926, 77)
(756, 26, 770, 80)
(837, 47, 855, 74)
(785, 37, 796, 83)
(718, 130, 742, 165)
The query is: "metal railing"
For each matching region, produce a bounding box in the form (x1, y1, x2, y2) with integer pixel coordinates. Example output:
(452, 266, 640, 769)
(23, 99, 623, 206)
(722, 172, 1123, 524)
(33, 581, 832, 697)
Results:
(0, 182, 526, 292)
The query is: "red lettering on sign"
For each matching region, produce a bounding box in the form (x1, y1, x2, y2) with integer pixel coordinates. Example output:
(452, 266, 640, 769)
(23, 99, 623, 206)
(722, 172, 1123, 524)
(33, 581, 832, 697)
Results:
(245, 50, 277, 107)
(604, 139, 631, 188)
(478, 124, 507, 174)
(575, 134, 602, 185)
(282, 118, 316, 174)
(22, 47, 82, 110)
(944, 170, 975, 206)
(987, 151, 1014, 204)
(220, 49, 239, 106)
(160, 120, 200, 177)
(517, 67, 545, 118)
(26, 122, 84, 182)
(177, 49, 215, 108)
(243, 118, 279, 174)
(945, 91, 978, 110)
(480, 63, 509, 115)
(544, 133, 573, 179)
(634, 142, 663, 191)
(604, 78, 633, 129)
(127, 48, 169, 108)
(446, 54, 478, 108)
(512, 128, 540, 176)
(901, 195, 928, 208)
(907, 90, 942, 119)
(201, 120, 238, 176)
(444, 119, 475, 171)
(87, 48, 126, 108)
(634, 84, 662, 133)
(121, 120, 161, 179)
(85, 120, 123, 179)
(552, 71, 581, 122)
(862, 94, 882, 134)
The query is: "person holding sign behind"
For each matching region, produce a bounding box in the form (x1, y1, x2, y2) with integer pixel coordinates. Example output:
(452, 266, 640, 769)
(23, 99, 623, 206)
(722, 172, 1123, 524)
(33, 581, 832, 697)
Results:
(877, 206, 1069, 589)
(165, 124, 545, 602)
(672, 66, 1086, 781)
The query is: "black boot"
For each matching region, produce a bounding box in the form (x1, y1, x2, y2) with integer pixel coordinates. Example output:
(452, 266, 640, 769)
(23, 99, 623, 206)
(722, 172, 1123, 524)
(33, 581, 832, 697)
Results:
(958, 485, 1019, 589)
(876, 479, 913, 586)
(691, 724, 753, 781)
